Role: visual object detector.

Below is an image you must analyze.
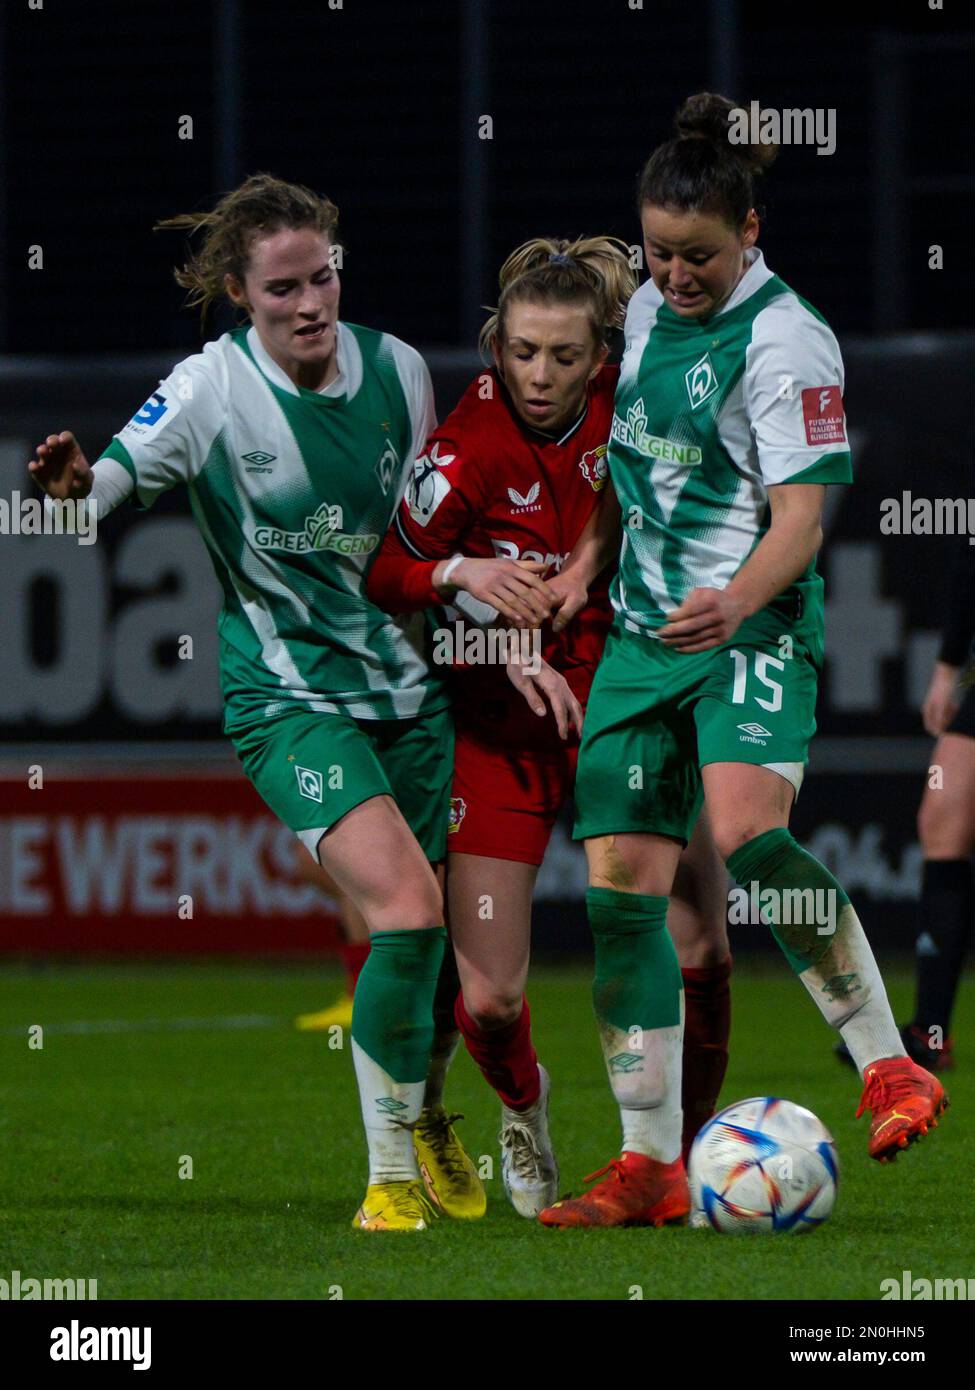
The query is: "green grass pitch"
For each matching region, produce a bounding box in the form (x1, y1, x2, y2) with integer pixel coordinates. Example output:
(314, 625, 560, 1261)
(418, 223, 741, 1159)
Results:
(0, 959, 967, 1300)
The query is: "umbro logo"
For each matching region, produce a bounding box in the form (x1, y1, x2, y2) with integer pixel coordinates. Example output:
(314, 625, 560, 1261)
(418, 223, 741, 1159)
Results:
(508, 482, 542, 513)
(242, 449, 276, 473)
(608, 1052, 644, 1074)
(376, 1096, 408, 1114)
(737, 722, 772, 745)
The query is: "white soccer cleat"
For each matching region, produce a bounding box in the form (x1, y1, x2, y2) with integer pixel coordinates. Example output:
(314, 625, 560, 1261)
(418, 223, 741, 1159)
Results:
(499, 1064, 559, 1218)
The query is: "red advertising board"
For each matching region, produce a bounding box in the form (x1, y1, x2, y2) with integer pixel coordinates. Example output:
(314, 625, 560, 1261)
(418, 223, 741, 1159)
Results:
(0, 771, 341, 954)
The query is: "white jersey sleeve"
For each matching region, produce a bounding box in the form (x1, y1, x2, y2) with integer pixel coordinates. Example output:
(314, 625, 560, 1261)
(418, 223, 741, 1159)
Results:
(99, 346, 228, 507)
(617, 278, 663, 390)
(745, 297, 852, 486)
(387, 337, 438, 490)
(90, 457, 135, 511)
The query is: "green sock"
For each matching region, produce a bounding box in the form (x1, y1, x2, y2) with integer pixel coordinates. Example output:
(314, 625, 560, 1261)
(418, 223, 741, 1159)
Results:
(587, 888, 683, 1162)
(589, 888, 681, 1030)
(726, 827, 848, 973)
(351, 926, 446, 1185)
(726, 829, 901, 1068)
(352, 926, 445, 1082)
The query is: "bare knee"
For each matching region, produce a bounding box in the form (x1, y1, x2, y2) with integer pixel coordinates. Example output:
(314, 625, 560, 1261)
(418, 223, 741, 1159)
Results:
(365, 881, 444, 935)
(710, 821, 775, 863)
(462, 988, 522, 1031)
(917, 791, 973, 857)
(585, 835, 636, 891)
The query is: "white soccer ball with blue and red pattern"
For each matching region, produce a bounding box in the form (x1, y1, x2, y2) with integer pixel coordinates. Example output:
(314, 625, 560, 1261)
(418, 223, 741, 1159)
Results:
(689, 1097, 838, 1234)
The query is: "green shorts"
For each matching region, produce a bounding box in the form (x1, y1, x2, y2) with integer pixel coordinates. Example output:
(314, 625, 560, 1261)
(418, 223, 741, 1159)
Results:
(573, 620, 819, 845)
(232, 705, 454, 863)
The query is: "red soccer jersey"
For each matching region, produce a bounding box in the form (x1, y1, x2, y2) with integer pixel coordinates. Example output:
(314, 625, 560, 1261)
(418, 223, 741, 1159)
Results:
(367, 365, 619, 747)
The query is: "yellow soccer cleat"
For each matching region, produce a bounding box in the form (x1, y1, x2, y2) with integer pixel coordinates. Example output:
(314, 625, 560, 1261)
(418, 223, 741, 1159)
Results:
(295, 993, 354, 1032)
(352, 1179, 437, 1232)
(413, 1106, 487, 1219)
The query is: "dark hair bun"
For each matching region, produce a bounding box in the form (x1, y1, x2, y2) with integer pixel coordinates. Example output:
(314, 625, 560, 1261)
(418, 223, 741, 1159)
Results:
(674, 91, 778, 176)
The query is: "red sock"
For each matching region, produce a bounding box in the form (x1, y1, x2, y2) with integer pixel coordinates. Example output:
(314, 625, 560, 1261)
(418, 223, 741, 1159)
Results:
(681, 957, 732, 1166)
(454, 993, 541, 1110)
(342, 941, 370, 995)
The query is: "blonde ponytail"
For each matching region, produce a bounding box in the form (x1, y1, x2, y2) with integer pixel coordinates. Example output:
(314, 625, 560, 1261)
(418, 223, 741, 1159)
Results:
(479, 234, 637, 360)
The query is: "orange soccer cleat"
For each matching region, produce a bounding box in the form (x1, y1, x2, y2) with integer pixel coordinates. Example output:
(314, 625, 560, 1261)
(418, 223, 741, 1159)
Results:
(856, 1056, 949, 1163)
(538, 1150, 690, 1228)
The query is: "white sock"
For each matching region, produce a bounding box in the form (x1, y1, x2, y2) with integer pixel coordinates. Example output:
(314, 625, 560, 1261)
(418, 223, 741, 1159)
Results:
(798, 902, 907, 1072)
(598, 1012, 683, 1164)
(351, 1039, 423, 1184)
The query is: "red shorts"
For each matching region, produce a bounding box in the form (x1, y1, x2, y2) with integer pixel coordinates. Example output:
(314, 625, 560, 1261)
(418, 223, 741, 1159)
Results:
(447, 726, 579, 866)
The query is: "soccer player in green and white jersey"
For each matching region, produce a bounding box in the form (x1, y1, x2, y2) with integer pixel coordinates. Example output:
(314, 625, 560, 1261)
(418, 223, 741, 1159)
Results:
(539, 94, 948, 1229)
(27, 174, 555, 1232)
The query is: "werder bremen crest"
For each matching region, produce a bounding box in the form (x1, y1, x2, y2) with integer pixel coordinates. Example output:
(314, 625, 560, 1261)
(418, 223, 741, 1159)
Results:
(373, 437, 400, 495)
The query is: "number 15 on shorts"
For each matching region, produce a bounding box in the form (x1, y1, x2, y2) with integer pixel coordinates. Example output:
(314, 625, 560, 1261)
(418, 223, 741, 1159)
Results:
(728, 647, 784, 712)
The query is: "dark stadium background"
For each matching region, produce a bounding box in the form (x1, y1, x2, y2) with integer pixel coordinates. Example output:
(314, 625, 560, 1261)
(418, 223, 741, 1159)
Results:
(1, 0, 974, 956)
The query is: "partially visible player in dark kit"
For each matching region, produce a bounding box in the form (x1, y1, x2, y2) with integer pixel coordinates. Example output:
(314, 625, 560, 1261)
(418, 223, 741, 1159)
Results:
(838, 533, 975, 1074)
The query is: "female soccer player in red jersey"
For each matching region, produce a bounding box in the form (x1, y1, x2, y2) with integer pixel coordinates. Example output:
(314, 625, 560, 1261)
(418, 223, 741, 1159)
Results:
(367, 236, 732, 1215)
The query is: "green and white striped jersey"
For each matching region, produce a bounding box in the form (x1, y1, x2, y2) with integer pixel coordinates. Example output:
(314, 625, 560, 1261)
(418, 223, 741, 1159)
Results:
(609, 249, 852, 654)
(99, 321, 448, 730)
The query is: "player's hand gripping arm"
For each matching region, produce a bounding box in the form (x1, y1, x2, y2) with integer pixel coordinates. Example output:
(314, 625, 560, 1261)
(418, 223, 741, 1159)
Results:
(432, 554, 555, 628)
(366, 525, 555, 628)
(658, 483, 824, 653)
(549, 486, 622, 634)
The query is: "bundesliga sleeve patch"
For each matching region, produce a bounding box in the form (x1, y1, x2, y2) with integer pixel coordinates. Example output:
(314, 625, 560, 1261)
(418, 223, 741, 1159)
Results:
(405, 442, 454, 527)
(801, 386, 846, 446)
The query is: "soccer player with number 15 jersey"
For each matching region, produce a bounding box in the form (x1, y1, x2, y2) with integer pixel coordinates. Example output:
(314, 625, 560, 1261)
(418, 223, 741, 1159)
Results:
(539, 93, 949, 1229)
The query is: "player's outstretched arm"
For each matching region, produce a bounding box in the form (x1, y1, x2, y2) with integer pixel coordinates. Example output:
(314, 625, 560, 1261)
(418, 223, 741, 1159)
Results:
(27, 431, 93, 500)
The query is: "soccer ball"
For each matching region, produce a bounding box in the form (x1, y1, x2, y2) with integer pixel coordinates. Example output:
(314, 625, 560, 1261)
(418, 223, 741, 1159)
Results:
(689, 1096, 838, 1234)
